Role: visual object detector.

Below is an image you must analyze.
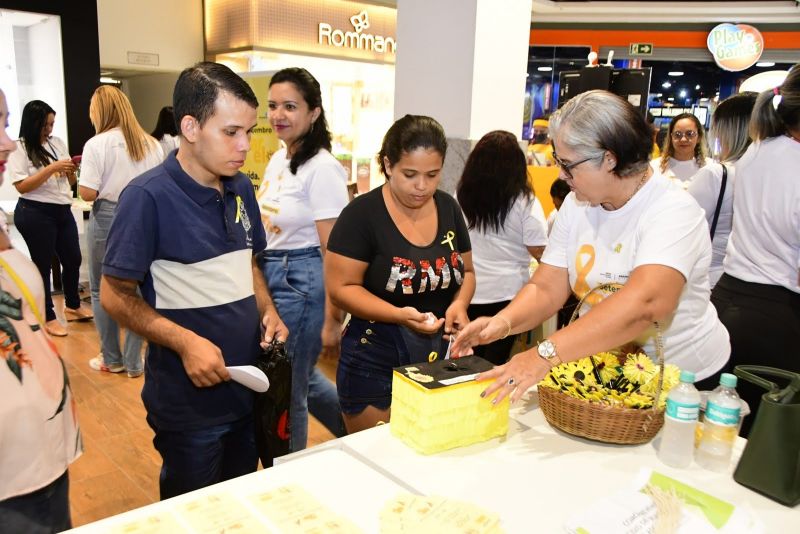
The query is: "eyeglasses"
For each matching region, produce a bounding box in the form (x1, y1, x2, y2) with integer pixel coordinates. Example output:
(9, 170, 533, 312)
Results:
(552, 152, 602, 179)
(671, 130, 698, 141)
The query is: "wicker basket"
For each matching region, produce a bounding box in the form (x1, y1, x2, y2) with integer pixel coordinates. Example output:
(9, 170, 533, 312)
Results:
(538, 283, 665, 445)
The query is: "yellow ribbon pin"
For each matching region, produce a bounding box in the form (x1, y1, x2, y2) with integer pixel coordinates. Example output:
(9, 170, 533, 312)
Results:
(428, 351, 439, 362)
(440, 230, 455, 251)
(235, 195, 243, 223)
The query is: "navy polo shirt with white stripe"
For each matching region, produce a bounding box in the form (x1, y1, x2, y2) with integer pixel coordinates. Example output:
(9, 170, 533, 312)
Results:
(103, 152, 267, 431)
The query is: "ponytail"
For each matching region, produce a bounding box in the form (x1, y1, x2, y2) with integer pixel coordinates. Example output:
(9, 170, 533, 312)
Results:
(750, 64, 800, 142)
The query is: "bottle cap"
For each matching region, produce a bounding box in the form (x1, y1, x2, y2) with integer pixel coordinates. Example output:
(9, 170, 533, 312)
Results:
(720, 373, 737, 388)
(679, 370, 695, 383)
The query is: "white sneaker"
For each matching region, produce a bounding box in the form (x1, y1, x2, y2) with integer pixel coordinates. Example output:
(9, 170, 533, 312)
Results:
(89, 354, 125, 373)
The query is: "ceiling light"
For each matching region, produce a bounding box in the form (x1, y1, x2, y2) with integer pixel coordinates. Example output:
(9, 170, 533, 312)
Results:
(755, 62, 775, 68)
(695, 85, 701, 90)
(662, 81, 671, 89)
(668, 71, 684, 76)
(667, 97, 675, 101)
(537, 66, 553, 72)
(100, 76, 120, 84)
(656, 93, 663, 97)
(679, 90, 687, 98)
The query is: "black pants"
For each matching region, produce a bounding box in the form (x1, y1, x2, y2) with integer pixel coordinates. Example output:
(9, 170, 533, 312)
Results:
(467, 301, 516, 366)
(14, 198, 82, 322)
(711, 273, 800, 437)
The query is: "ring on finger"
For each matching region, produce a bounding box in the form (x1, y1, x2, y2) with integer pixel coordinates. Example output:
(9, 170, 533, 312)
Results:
(507, 377, 516, 386)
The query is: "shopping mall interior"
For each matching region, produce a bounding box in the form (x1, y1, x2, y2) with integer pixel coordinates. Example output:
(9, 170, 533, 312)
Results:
(0, 0, 798, 532)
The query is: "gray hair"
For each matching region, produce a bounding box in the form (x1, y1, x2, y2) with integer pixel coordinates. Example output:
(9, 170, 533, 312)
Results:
(549, 90, 652, 178)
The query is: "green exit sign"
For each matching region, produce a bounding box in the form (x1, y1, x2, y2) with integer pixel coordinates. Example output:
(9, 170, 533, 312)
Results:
(630, 43, 654, 55)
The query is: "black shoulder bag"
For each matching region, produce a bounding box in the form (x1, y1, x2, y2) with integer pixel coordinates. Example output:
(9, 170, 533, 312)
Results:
(709, 163, 727, 239)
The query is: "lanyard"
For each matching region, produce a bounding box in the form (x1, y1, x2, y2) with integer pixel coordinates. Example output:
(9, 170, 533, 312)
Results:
(43, 140, 59, 162)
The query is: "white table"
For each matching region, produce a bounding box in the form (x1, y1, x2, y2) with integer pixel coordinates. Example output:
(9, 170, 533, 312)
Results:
(67, 391, 799, 533)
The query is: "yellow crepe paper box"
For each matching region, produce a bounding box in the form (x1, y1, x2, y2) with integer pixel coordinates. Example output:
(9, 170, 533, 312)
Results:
(390, 356, 509, 454)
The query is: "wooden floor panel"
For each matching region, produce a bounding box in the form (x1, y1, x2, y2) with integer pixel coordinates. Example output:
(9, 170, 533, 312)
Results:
(49, 296, 338, 527)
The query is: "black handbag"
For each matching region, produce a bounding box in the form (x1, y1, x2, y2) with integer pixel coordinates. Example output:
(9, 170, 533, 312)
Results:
(732, 365, 800, 506)
(253, 340, 292, 468)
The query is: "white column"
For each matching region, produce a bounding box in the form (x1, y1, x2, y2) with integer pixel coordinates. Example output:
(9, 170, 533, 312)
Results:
(394, 0, 532, 191)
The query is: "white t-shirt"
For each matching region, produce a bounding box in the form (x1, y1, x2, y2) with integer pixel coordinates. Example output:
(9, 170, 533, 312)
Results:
(468, 195, 548, 303)
(79, 128, 163, 202)
(651, 157, 705, 188)
(542, 173, 729, 380)
(687, 161, 734, 287)
(546, 208, 558, 236)
(257, 148, 348, 250)
(7, 137, 73, 205)
(158, 134, 180, 160)
(723, 136, 800, 293)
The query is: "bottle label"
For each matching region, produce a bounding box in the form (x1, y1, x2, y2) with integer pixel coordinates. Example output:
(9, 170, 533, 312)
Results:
(666, 398, 699, 421)
(705, 400, 740, 426)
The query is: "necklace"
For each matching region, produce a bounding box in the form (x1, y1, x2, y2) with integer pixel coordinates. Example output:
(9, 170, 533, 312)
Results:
(610, 169, 649, 211)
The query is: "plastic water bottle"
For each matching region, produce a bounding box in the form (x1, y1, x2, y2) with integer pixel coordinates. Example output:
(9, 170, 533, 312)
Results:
(696, 373, 741, 472)
(658, 370, 701, 468)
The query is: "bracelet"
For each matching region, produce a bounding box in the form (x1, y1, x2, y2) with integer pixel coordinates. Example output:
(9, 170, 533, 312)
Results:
(495, 315, 512, 339)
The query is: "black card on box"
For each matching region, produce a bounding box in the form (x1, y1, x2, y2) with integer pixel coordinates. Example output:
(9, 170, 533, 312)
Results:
(393, 355, 495, 390)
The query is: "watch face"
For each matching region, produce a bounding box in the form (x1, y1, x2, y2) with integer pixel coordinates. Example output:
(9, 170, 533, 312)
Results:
(538, 340, 555, 359)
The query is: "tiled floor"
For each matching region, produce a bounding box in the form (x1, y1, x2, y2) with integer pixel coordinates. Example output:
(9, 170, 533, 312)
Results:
(50, 298, 338, 527)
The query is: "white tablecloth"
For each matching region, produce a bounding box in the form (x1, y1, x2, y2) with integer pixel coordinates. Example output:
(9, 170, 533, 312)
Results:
(67, 391, 798, 533)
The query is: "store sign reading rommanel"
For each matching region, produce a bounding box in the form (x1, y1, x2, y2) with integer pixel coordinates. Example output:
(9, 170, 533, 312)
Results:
(318, 10, 397, 55)
(707, 23, 764, 72)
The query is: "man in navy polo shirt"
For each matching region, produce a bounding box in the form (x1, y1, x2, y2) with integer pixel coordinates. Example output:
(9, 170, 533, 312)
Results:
(100, 62, 288, 499)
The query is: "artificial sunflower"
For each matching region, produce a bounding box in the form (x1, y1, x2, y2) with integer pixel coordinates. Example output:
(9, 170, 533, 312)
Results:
(591, 352, 620, 384)
(622, 353, 656, 384)
(640, 363, 680, 395)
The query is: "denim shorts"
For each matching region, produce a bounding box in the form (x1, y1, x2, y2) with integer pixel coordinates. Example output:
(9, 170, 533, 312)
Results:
(336, 317, 448, 414)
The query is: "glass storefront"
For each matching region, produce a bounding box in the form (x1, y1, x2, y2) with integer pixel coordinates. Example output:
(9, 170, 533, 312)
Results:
(205, 0, 397, 193)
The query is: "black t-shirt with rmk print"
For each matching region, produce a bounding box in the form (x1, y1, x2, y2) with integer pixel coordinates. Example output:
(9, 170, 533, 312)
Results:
(328, 187, 471, 319)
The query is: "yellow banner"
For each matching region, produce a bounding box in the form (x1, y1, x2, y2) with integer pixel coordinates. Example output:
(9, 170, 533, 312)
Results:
(241, 74, 280, 189)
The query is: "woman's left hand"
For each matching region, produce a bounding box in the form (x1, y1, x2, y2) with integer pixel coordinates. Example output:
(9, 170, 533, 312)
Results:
(444, 301, 469, 339)
(476, 350, 551, 404)
(320, 317, 342, 361)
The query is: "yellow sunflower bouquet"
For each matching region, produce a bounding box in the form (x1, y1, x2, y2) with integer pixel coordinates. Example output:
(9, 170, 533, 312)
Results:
(539, 352, 680, 410)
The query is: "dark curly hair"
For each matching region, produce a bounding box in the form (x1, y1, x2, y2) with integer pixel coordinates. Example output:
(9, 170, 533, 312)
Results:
(457, 130, 532, 232)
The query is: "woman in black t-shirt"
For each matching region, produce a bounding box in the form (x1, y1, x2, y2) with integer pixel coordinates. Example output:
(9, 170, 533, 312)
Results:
(326, 115, 475, 434)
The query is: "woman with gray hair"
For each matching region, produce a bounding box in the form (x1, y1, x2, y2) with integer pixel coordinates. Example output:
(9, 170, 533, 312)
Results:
(452, 90, 729, 400)
(688, 92, 757, 287)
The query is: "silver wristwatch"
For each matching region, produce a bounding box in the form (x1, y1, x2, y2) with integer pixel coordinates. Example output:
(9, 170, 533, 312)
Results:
(537, 339, 562, 367)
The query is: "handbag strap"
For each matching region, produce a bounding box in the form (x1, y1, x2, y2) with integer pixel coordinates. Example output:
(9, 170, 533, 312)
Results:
(0, 255, 45, 326)
(734, 365, 800, 404)
(709, 163, 727, 239)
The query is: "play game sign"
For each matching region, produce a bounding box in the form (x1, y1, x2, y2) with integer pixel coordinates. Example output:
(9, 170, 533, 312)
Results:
(707, 23, 764, 72)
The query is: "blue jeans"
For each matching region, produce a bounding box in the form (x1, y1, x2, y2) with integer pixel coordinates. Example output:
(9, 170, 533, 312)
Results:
(0, 471, 71, 534)
(88, 200, 144, 373)
(149, 415, 258, 500)
(261, 247, 345, 451)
